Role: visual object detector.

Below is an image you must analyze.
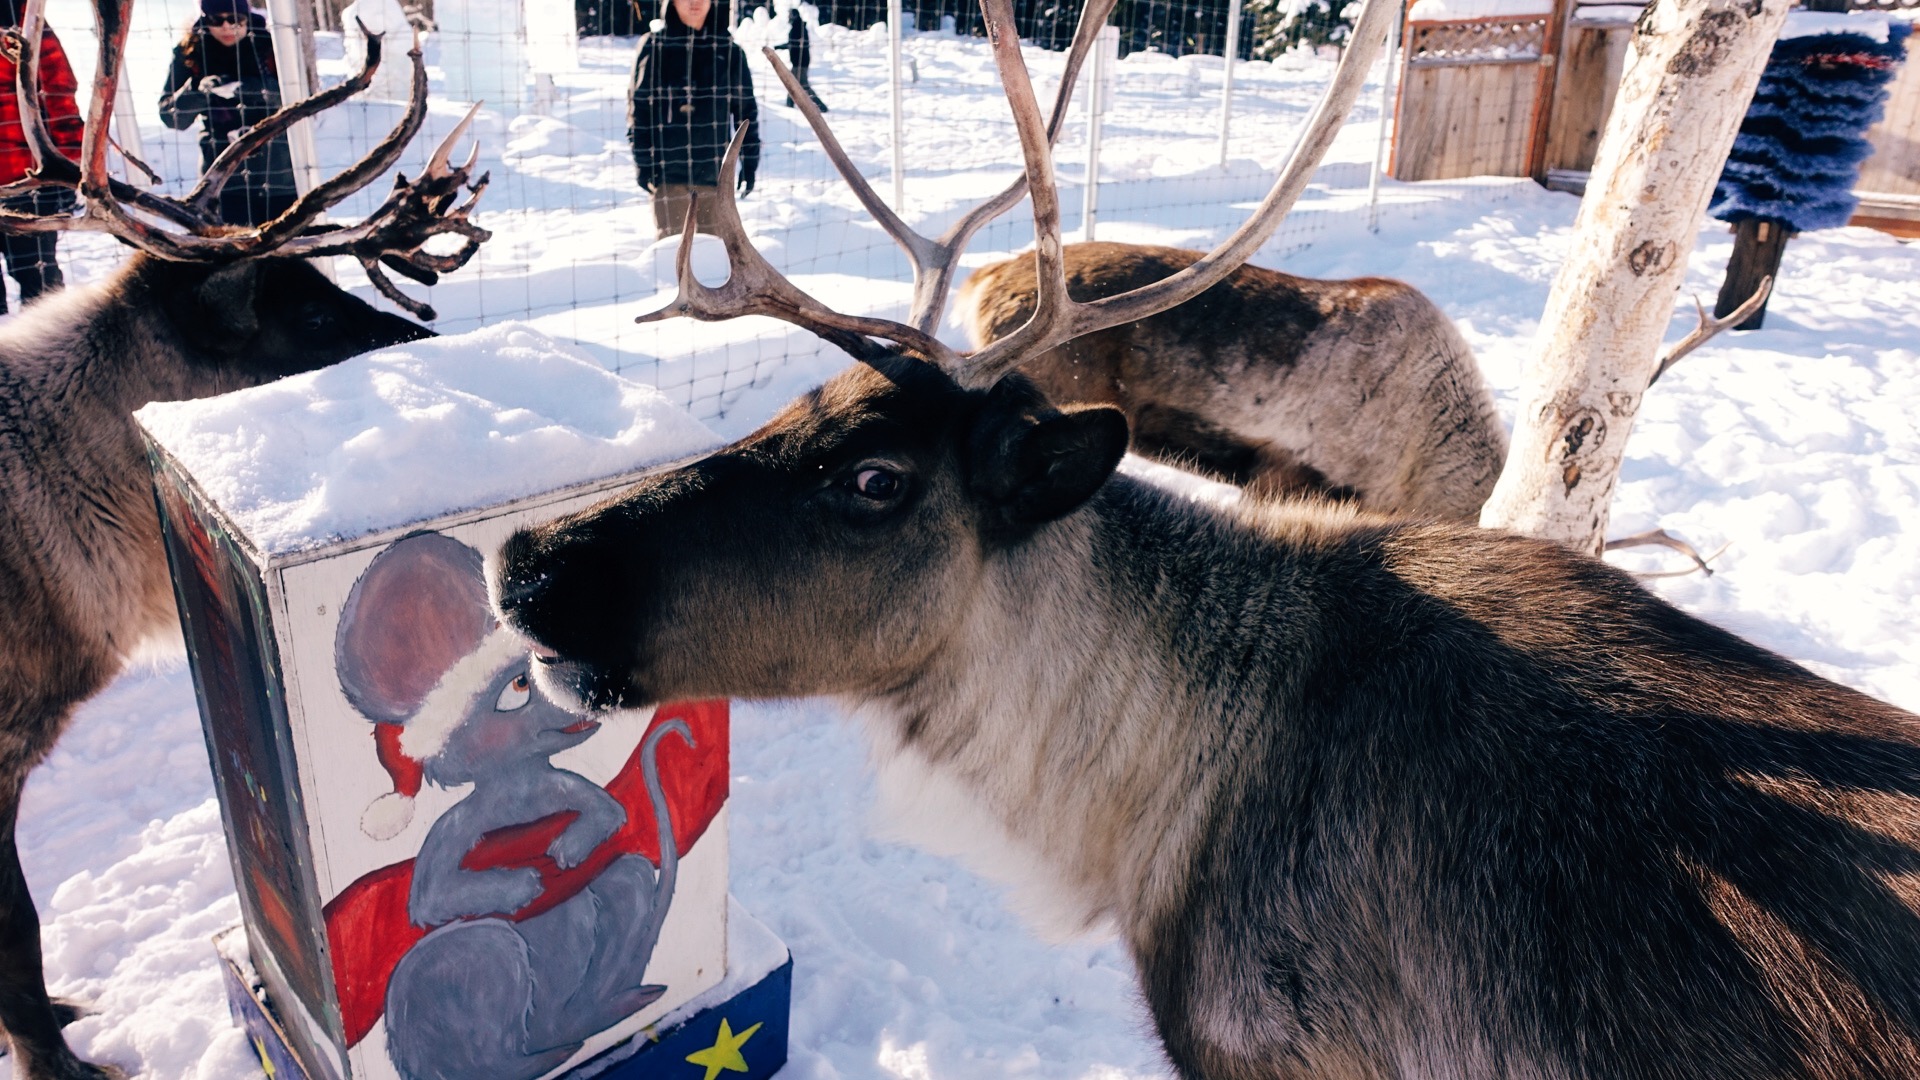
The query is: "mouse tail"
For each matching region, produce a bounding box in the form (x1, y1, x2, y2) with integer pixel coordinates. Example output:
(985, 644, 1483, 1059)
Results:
(639, 717, 695, 947)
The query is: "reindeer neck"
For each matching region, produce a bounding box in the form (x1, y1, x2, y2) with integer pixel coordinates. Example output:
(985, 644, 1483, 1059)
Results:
(0, 271, 202, 663)
(850, 475, 1331, 940)
(3, 265, 208, 417)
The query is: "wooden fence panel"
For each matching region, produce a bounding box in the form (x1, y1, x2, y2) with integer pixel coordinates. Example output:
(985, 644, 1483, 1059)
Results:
(1856, 45, 1920, 199)
(1543, 15, 1635, 175)
(1391, 14, 1552, 181)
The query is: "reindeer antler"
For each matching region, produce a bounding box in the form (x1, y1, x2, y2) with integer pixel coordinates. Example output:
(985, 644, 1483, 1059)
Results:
(0, 0, 491, 319)
(639, 0, 1396, 386)
(1647, 277, 1772, 386)
(637, 124, 954, 365)
(761, 0, 1119, 334)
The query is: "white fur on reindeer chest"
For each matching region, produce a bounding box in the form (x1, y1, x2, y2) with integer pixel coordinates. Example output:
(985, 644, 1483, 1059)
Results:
(847, 508, 1212, 944)
(133, 326, 791, 1080)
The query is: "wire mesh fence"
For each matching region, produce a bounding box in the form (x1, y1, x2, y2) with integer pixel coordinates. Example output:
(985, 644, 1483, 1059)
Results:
(15, 0, 1505, 422)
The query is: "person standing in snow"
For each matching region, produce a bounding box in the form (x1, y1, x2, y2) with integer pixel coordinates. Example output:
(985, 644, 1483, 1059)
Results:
(628, 0, 760, 240)
(776, 6, 827, 111)
(0, 0, 83, 309)
(158, 0, 299, 227)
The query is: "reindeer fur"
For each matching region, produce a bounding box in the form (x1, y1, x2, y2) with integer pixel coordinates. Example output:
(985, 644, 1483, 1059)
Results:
(498, 357, 1920, 1080)
(960, 242, 1509, 520)
(0, 255, 426, 1079)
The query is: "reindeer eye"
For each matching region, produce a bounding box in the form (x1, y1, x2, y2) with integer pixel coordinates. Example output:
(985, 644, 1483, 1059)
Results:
(495, 673, 532, 711)
(852, 467, 902, 500)
(297, 304, 334, 333)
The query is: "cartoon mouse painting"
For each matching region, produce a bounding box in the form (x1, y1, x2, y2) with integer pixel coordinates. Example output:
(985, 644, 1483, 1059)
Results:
(327, 531, 720, 1080)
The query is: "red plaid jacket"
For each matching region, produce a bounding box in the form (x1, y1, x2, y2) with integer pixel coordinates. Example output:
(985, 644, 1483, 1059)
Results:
(0, 29, 84, 185)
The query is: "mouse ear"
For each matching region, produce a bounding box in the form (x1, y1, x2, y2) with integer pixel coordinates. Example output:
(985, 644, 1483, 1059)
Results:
(334, 532, 494, 724)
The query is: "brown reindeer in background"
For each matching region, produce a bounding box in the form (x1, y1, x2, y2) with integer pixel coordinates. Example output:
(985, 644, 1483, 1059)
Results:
(960, 241, 1508, 520)
(0, 2, 488, 1074)
(494, 0, 1920, 1077)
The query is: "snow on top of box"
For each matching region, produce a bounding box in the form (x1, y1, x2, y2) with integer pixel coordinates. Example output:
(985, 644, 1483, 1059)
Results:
(135, 323, 722, 556)
(1781, 10, 1894, 41)
(1407, 0, 1553, 22)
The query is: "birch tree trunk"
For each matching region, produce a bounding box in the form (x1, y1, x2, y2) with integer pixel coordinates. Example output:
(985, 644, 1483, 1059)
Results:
(1478, 0, 1791, 553)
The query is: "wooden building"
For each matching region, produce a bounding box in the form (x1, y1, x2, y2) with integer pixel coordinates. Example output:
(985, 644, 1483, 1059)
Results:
(1389, 0, 1920, 236)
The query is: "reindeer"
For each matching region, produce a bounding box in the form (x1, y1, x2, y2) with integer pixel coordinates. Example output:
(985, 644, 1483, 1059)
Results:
(491, 0, 1920, 1077)
(0, 2, 488, 1074)
(959, 241, 1508, 519)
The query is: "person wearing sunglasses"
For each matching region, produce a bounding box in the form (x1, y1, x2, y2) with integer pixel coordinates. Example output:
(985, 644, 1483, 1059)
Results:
(158, 0, 297, 227)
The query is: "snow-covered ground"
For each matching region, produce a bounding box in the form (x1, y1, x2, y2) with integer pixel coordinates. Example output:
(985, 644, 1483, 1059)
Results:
(12, 12, 1920, 1080)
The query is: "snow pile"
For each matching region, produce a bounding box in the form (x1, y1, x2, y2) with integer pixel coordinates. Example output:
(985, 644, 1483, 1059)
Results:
(1407, 0, 1553, 22)
(1570, 5, 1646, 24)
(134, 324, 722, 555)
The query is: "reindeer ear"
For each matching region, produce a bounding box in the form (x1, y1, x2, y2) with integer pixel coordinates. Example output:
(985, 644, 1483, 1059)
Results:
(164, 262, 261, 355)
(969, 382, 1129, 529)
(335, 532, 494, 724)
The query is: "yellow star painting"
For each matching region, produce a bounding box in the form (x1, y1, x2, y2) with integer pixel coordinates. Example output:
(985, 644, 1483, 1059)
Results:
(685, 1017, 763, 1080)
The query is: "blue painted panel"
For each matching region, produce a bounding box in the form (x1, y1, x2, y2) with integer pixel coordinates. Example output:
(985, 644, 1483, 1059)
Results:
(595, 958, 793, 1080)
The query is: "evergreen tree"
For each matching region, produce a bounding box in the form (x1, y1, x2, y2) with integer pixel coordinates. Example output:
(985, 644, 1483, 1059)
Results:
(1246, 0, 1356, 59)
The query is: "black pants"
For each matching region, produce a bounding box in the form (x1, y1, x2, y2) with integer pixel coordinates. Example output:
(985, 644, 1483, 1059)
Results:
(785, 60, 827, 110)
(0, 189, 73, 310)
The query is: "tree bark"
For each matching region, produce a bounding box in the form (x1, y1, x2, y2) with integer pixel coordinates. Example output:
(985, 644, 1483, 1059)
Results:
(1715, 217, 1791, 330)
(1478, 0, 1791, 553)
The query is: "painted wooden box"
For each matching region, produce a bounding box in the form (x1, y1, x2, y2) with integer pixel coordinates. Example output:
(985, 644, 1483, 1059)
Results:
(215, 899, 793, 1080)
(132, 327, 777, 1080)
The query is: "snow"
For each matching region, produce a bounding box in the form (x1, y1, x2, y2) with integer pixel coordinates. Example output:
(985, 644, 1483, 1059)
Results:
(13, 15, 1920, 1080)
(1568, 5, 1645, 24)
(134, 324, 722, 556)
(1780, 9, 1895, 43)
(1406, 0, 1554, 22)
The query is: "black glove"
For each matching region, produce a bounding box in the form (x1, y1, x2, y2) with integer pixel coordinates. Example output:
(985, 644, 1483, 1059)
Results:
(637, 166, 660, 193)
(737, 163, 756, 198)
(163, 85, 211, 121)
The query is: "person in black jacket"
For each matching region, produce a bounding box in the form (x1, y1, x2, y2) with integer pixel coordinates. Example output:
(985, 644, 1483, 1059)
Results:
(158, 0, 298, 227)
(628, 0, 760, 240)
(776, 7, 827, 111)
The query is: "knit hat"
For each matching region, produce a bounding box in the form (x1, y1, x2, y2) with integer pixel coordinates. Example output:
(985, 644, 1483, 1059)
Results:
(334, 531, 525, 840)
(200, 0, 251, 19)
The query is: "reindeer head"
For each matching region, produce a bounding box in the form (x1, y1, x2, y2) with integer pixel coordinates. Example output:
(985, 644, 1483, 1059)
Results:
(494, 0, 1392, 711)
(0, 0, 490, 328)
(496, 356, 1125, 710)
(133, 256, 430, 388)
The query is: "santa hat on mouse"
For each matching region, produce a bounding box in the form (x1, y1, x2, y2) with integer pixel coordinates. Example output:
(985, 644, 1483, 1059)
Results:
(334, 531, 528, 840)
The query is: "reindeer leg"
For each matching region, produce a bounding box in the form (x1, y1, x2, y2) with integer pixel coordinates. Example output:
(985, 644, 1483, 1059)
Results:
(0, 775, 120, 1080)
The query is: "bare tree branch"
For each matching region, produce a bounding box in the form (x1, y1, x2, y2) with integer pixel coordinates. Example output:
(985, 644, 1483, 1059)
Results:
(1649, 276, 1773, 386)
(1603, 527, 1731, 578)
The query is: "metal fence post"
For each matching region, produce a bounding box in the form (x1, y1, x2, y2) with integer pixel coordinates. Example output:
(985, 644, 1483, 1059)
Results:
(109, 65, 144, 186)
(265, 0, 323, 197)
(1367, 0, 1404, 233)
(265, 0, 332, 278)
(1218, 0, 1243, 167)
(1083, 24, 1117, 241)
(889, 0, 907, 211)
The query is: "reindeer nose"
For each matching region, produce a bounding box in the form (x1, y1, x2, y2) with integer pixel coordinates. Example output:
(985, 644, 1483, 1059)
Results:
(495, 532, 560, 617)
(494, 522, 636, 665)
